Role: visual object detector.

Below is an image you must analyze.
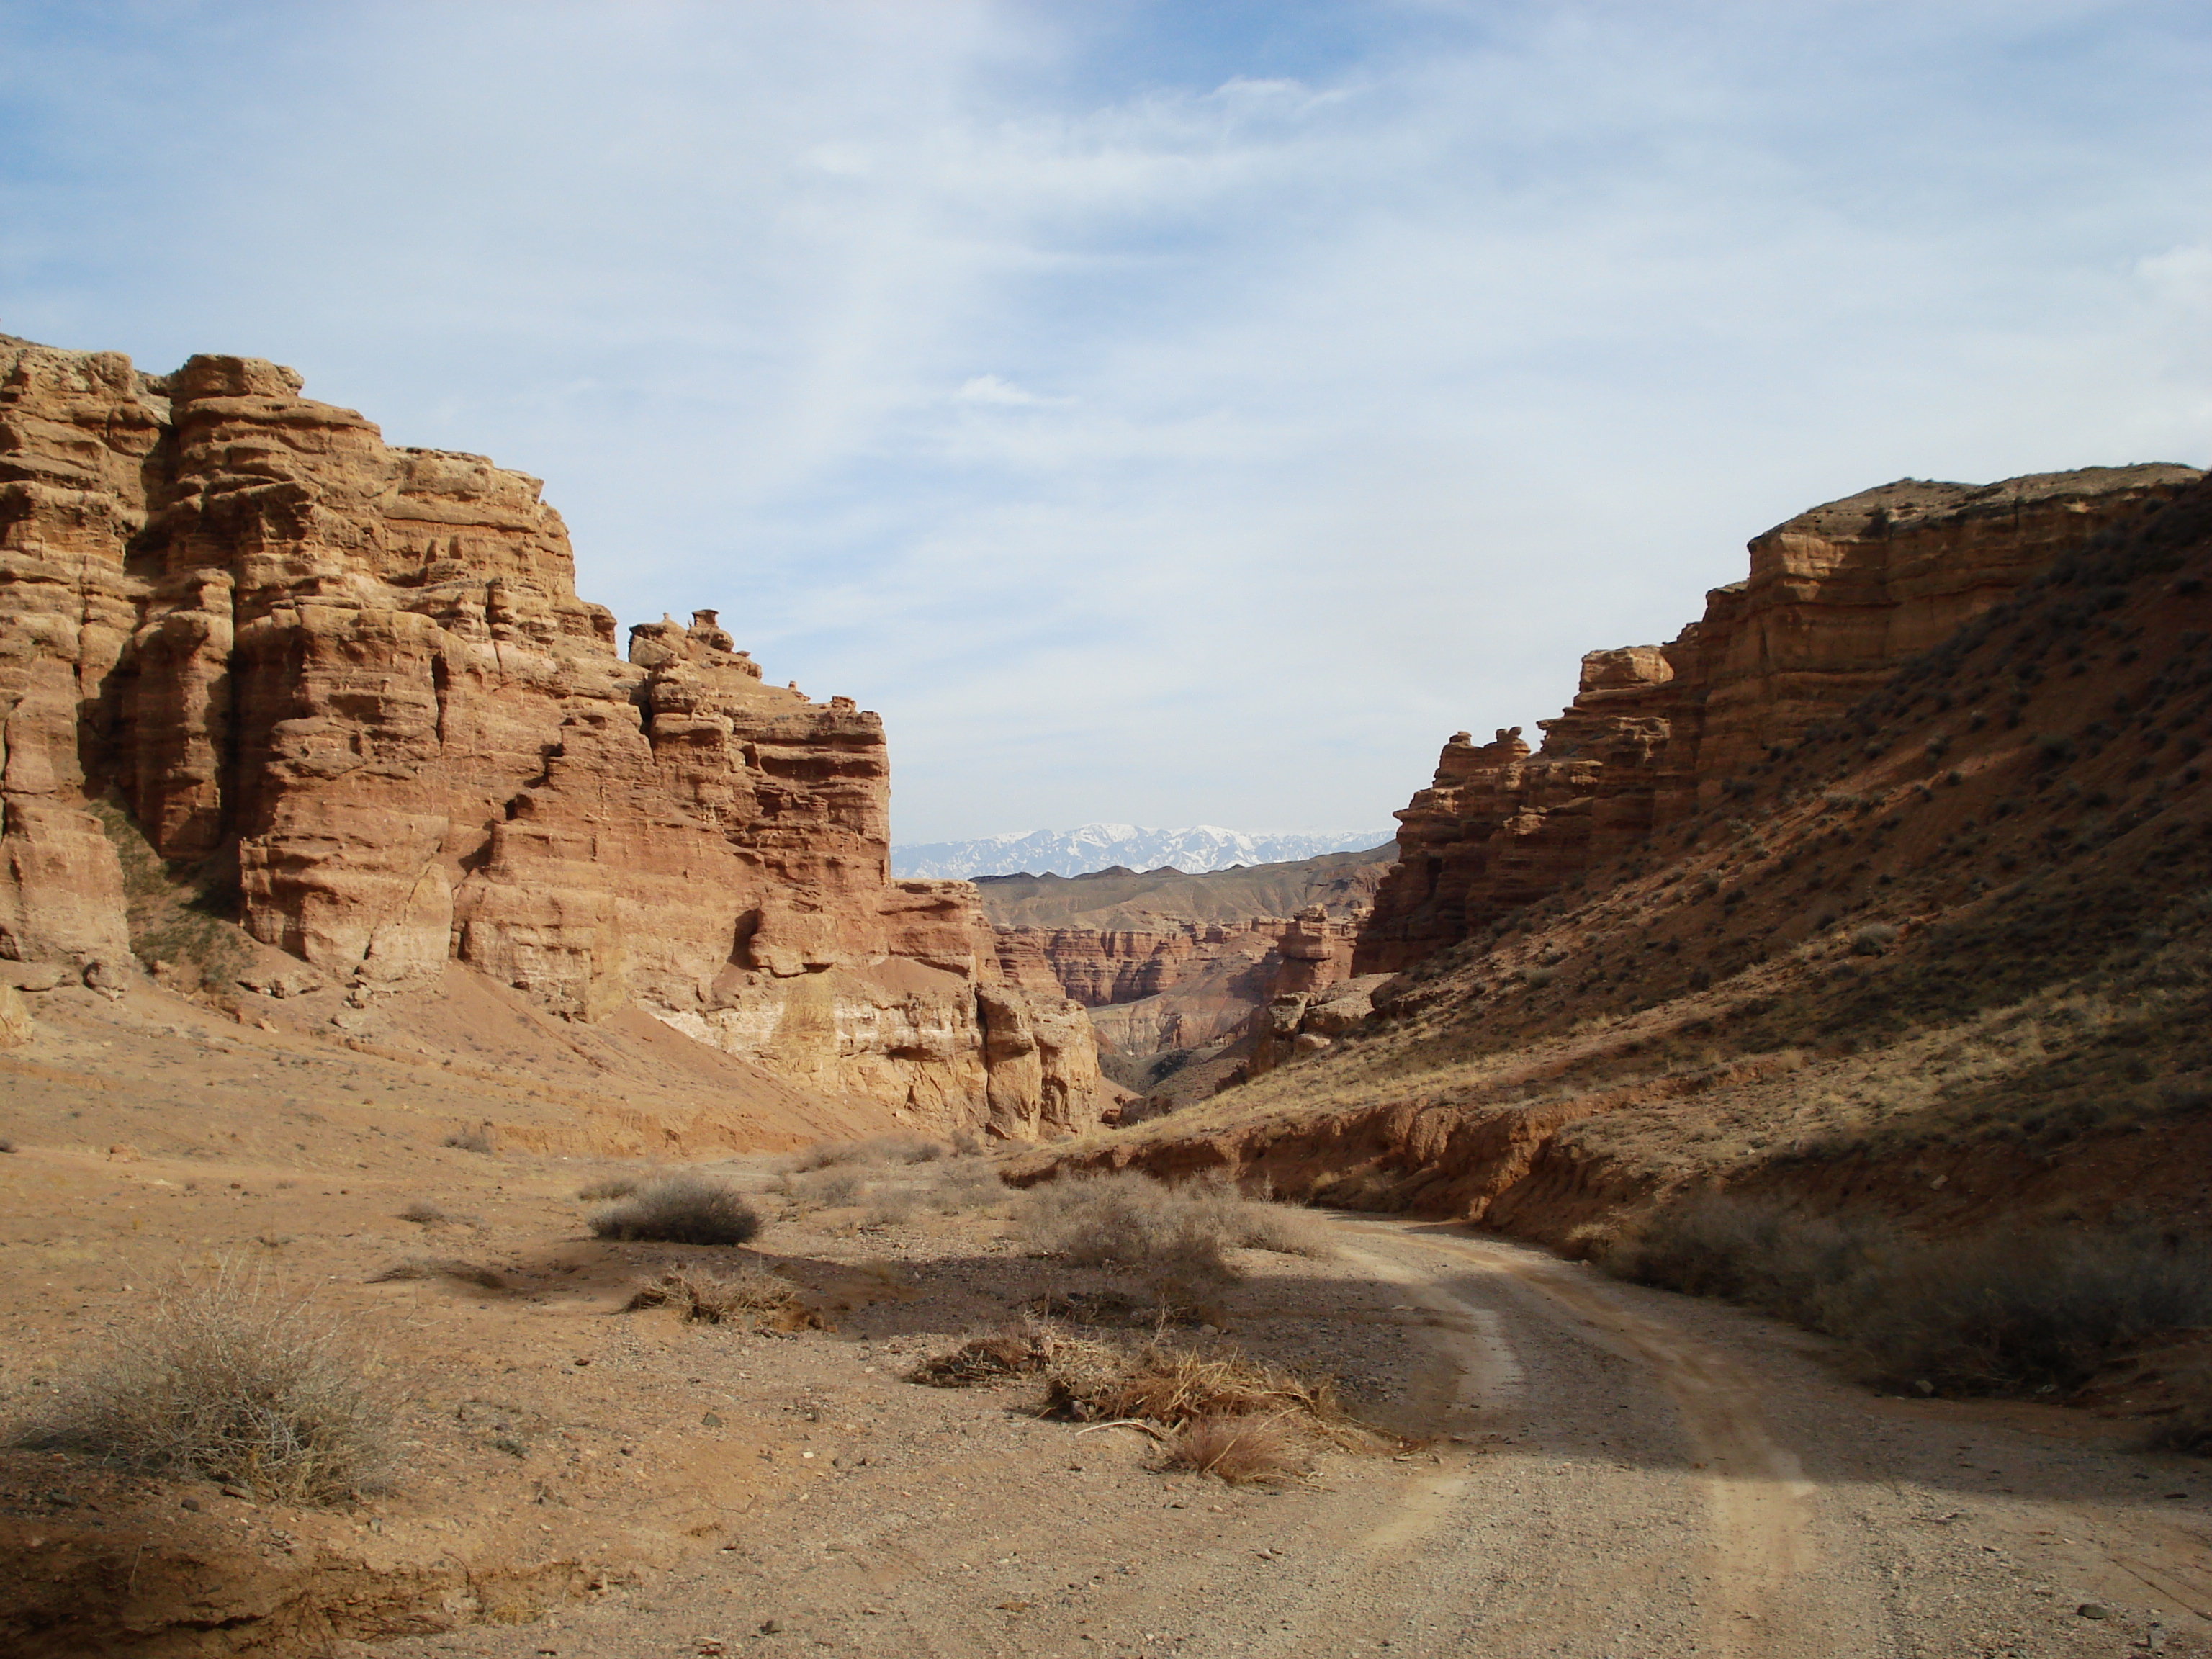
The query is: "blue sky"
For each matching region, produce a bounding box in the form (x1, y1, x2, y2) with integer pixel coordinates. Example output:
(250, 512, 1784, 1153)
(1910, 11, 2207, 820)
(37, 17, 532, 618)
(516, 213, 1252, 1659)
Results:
(4, 1, 2208, 842)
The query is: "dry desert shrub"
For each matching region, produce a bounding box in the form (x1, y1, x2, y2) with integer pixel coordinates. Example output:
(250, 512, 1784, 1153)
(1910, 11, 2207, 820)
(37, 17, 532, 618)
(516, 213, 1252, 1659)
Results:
(367, 1256, 505, 1290)
(1845, 1231, 2212, 1395)
(1017, 1172, 1232, 1287)
(0, 1137, 16, 1154)
(780, 1166, 869, 1209)
(863, 1187, 919, 1228)
(590, 1174, 762, 1246)
(1607, 1195, 2212, 1395)
(442, 1127, 496, 1154)
(930, 1160, 1007, 1213)
(626, 1261, 800, 1325)
(2146, 1364, 2212, 1456)
(1603, 1194, 1890, 1321)
(1215, 1193, 1336, 1259)
(13, 1262, 395, 1504)
(1017, 1172, 1334, 1290)
(1159, 1412, 1308, 1484)
(397, 1199, 449, 1225)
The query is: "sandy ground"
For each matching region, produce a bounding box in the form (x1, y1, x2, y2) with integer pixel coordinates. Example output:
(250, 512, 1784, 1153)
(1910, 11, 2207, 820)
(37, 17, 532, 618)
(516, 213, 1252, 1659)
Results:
(3, 984, 2210, 1658)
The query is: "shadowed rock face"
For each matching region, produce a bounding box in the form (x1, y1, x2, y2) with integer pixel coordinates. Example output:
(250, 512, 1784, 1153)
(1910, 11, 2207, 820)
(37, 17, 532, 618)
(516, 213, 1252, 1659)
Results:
(0, 336, 1099, 1137)
(1357, 464, 2206, 973)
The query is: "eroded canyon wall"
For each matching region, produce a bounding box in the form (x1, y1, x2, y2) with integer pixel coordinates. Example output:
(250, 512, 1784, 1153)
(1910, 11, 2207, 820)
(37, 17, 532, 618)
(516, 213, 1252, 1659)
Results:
(0, 337, 1100, 1138)
(1357, 465, 2205, 971)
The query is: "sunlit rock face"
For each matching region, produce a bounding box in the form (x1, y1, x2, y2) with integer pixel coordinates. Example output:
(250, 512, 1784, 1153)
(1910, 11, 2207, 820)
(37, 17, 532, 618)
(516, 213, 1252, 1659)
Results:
(0, 336, 1102, 1137)
(1357, 464, 2206, 972)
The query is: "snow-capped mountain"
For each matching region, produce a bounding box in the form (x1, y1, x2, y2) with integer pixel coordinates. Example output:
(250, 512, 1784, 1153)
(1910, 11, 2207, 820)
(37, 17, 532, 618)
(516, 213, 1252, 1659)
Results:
(890, 824, 1395, 881)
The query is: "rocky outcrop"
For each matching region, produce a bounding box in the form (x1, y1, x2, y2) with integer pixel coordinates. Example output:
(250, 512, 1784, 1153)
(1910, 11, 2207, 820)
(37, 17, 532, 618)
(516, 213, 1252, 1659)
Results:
(0, 337, 1101, 1137)
(997, 910, 1358, 1008)
(1357, 464, 2204, 971)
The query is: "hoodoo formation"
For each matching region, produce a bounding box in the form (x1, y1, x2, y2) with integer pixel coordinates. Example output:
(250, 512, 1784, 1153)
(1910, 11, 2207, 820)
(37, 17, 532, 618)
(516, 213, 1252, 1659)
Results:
(0, 337, 1102, 1137)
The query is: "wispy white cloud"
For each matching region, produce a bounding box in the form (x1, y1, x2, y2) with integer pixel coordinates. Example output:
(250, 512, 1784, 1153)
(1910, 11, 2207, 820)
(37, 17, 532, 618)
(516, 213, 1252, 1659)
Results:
(1, 0, 2207, 839)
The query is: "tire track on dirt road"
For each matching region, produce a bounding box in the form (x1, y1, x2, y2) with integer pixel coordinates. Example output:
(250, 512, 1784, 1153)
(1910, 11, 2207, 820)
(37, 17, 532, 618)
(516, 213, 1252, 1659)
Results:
(1345, 1223, 1829, 1658)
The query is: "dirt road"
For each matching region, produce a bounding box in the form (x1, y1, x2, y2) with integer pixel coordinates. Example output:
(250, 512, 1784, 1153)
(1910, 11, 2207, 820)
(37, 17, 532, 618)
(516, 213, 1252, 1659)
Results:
(366, 1217, 2212, 1659)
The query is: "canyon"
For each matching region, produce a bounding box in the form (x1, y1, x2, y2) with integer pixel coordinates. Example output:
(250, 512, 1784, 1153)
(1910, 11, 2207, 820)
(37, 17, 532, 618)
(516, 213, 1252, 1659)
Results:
(0, 337, 1104, 1139)
(4, 354, 2211, 1659)
(1022, 459, 2212, 1256)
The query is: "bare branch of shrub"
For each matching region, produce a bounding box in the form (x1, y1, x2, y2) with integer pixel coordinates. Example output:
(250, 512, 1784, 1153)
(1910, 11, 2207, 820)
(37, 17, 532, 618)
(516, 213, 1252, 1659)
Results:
(590, 1174, 762, 1246)
(1043, 1340, 1375, 1450)
(908, 1326, 1068, 1387)
(368, 1256, 505, 1290)
(625, 1262, 801, 1325)
(12, 1260, 397, 1505)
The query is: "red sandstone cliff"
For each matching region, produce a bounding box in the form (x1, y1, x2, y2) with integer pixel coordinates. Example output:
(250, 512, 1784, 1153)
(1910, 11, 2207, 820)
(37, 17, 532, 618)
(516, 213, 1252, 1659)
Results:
(0, 337, 1100, 1138)
(993, 909, 1357, 1008)
(1357, 465, 2204, 972)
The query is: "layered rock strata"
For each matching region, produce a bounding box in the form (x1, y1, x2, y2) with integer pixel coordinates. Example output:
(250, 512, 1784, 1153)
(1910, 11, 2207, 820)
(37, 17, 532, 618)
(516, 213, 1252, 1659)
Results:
(0, 337, 1098, 1137)
(995, 909, 1358, 1008)
(1357, 464, 2203, 971)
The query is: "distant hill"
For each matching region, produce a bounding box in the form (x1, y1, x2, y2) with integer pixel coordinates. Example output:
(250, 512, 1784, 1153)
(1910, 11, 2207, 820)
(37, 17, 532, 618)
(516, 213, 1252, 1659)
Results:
(891, 824, 1395, 881)
(969, 843, 1397, 930)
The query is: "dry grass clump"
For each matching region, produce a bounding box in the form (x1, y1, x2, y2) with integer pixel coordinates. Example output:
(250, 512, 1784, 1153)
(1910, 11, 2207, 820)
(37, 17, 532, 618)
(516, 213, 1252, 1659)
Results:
(0, 1137, 16, 1154)
(368, 1256, 505, 1290)
(397, 1199, 449, 1225)
(575, 1173, 642, 1201)
(1606, 1195, 2212, 1395)
(590, 1174, 762, 1246)
(1159, 1413, 1308, 1484)
(1044, 1340, 1364, 1442)
(624, 1261, 801, 1325)
(908, 1326, 1064, 1387)
(13, 1262, 395, 1505)
(441, 1127, 496, 1154)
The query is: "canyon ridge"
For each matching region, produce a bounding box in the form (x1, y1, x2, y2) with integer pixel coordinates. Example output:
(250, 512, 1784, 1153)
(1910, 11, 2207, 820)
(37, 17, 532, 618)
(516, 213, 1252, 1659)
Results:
(0, 336, 1107, 1141)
